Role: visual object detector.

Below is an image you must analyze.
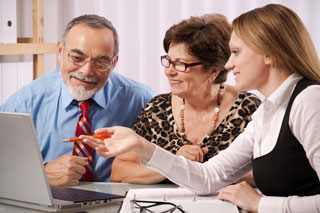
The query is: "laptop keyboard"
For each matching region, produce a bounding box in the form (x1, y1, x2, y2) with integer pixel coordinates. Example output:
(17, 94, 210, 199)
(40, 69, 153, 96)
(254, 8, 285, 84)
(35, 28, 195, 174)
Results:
(51, 186, 123, 203)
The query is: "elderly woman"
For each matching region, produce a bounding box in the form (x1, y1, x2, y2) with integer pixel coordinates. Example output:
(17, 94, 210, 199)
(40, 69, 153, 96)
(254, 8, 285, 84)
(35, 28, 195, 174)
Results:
(111, 14, 261, 184)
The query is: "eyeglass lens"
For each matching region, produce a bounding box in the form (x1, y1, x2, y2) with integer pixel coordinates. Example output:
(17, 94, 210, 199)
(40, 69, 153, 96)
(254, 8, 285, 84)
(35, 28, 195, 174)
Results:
(161, 56, 186, 72)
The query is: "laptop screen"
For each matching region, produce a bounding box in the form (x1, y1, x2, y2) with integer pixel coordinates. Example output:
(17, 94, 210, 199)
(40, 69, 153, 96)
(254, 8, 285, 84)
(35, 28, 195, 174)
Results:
(0, 112, 54, 206)
(0, 112, 124, 212)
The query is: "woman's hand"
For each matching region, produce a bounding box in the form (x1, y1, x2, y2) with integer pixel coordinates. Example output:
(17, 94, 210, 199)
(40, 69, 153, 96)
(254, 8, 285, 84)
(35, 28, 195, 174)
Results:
(80, 126, 143, 158)
(217, 181, 262, 213)
(176, 145, 208, 162)
(80, 126, 156, 161)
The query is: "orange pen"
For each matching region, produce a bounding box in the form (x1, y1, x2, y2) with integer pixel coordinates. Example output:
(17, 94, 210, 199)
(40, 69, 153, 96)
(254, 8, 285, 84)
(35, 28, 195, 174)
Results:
(61, 133, 111, 142)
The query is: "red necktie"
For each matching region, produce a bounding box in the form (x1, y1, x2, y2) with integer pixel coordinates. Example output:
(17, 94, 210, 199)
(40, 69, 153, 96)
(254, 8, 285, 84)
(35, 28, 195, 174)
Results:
(72, 99, 94, 181)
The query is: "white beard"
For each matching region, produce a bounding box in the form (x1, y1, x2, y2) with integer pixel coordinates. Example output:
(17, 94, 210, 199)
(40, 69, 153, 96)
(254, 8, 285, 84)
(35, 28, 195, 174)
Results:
(66, 84, 98, 101)
(64, 72, 101, 101)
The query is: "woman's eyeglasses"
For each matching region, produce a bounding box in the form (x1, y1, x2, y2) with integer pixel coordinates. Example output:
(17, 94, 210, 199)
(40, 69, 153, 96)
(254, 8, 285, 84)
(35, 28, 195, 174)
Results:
(160, 55, 202, 72)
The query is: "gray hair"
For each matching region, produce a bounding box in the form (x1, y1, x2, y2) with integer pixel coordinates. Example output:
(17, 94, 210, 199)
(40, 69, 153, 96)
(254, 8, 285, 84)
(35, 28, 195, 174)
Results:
(61, 14, 119, 57)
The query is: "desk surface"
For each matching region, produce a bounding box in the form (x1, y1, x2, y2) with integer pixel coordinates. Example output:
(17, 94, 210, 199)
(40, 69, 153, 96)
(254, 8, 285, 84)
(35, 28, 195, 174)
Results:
(0, 182, 176, 213)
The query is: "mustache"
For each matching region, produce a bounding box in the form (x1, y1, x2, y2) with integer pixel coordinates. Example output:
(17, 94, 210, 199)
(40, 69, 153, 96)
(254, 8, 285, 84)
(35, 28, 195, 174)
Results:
(69, 72, 99, 84)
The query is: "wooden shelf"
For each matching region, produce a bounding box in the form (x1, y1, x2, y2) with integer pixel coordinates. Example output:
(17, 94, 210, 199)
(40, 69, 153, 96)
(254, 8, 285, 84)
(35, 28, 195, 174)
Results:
(0, 43, 56, 55)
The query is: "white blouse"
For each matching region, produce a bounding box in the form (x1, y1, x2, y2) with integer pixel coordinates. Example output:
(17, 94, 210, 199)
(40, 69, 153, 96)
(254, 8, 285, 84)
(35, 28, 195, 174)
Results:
(142, 73, 320, 213)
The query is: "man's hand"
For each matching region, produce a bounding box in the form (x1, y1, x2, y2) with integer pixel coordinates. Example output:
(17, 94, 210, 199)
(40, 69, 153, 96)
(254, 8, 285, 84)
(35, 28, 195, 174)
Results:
(45, 154, 87, 186)
(176, 145, 209, 162)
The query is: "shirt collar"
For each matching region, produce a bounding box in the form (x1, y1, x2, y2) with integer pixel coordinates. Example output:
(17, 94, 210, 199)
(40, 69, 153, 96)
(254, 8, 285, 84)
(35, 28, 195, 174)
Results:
(61, 83, 74, 109)
(61, 81, 109, 110)
(92, 86, 108, 109)
(266, 72, 303, 108)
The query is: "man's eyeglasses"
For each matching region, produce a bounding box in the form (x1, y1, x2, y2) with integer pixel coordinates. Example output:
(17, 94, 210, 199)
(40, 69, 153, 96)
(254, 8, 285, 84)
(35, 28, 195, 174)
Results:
(131, 200, 185, 213)
(65, 48, 114, 72)
(160, 55, 202, 72)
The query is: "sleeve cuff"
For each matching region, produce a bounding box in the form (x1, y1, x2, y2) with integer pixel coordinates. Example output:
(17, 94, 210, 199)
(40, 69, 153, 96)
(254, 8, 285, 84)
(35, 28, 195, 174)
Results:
(258, 196, 284, 213)
(141, 146, 175, 175)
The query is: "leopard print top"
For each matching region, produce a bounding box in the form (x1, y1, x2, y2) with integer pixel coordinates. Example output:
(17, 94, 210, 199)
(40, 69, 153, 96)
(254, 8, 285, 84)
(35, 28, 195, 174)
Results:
(133, 92, 261, 162)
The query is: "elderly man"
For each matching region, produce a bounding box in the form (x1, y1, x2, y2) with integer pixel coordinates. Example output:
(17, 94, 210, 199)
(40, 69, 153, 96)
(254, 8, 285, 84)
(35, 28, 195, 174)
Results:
(0, 14, 155, 186)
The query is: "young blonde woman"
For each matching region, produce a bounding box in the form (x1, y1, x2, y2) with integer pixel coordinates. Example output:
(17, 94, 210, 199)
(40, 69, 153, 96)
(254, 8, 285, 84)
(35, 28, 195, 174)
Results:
(81, 4, 320, 212)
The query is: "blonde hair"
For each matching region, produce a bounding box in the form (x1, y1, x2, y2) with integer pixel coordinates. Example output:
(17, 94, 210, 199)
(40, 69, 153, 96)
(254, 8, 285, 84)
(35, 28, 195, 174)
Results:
(232, 4, 320, 82)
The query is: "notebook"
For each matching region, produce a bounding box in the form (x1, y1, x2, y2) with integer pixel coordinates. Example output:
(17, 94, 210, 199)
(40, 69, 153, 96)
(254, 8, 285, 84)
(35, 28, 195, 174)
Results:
(120, 188, 239, 213)
(0, 111, 124, 212)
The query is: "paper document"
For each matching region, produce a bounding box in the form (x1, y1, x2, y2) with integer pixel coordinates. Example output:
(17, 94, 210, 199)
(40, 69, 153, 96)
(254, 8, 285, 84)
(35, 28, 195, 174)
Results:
(119, 188, 239, 213)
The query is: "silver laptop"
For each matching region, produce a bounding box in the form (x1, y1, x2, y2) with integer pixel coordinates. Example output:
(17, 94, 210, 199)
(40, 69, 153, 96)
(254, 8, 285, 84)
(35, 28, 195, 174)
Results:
(0, 112, 124, 212)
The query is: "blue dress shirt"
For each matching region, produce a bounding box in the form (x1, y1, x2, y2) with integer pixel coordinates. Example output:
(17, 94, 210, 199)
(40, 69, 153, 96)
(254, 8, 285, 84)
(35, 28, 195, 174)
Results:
(0, 69, 155, 182)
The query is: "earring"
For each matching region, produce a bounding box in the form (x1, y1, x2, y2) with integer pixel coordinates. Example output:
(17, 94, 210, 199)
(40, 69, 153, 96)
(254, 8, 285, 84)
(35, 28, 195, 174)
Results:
(265, 56, 272, 65)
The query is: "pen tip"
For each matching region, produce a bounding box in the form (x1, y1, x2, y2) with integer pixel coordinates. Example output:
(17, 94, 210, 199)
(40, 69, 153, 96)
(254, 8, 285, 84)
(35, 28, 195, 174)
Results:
(61, 139, 69, 142)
